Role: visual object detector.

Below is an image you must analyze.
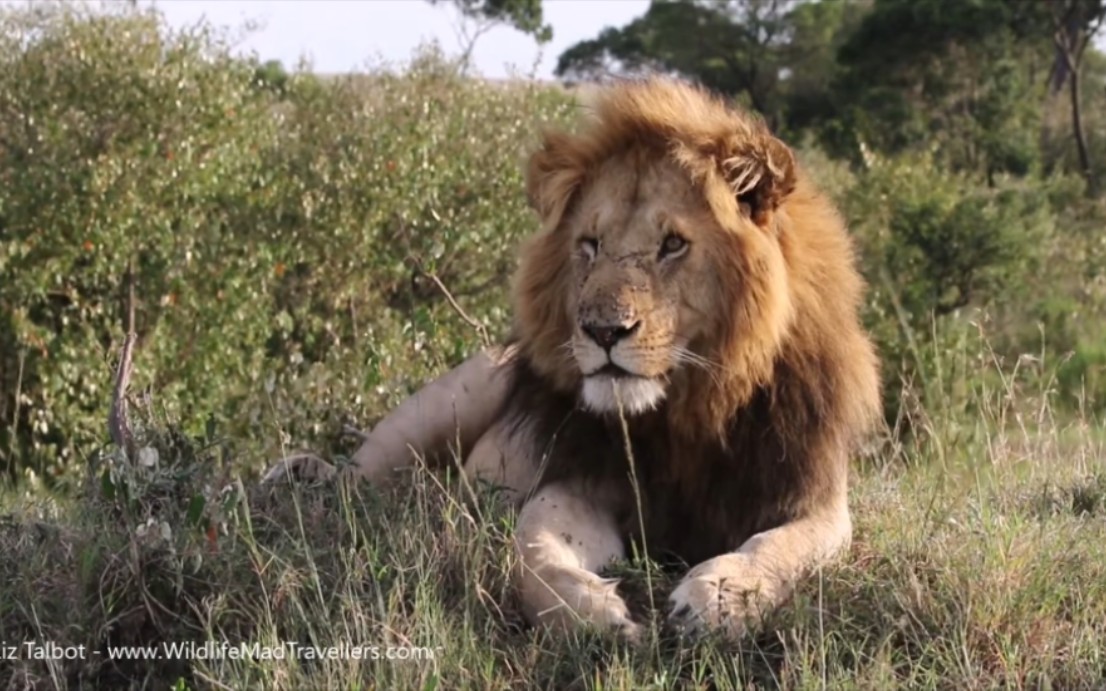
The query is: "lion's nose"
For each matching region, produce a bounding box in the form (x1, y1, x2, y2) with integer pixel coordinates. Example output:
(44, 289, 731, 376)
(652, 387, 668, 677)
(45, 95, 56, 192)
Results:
(582, 321, 641, 350)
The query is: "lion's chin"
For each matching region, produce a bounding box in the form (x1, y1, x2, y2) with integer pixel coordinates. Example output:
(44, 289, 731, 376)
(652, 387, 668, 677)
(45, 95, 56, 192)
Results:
(581, 375, 666, 416)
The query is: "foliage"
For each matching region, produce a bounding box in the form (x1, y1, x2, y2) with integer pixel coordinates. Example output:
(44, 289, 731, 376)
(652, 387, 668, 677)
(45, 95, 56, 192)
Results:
(0, 6, 282, 481)
(555, 0, 866, 133)
(829, 0, 1050, 178)
(835, 151, 1056, 419)
(0, 4, 575, 484)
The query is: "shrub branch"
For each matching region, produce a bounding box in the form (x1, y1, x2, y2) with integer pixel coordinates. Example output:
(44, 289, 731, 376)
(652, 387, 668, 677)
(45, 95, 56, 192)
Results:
(409, 255, 491, 348)
(108, 261, 137, 460)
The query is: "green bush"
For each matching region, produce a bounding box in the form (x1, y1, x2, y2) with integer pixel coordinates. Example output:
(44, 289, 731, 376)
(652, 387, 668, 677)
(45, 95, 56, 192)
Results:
(1, 4, 1104, 487)
(0, 5, 281, 481)
(831, 149, 1094, 423)
(0, 5, 574, 484)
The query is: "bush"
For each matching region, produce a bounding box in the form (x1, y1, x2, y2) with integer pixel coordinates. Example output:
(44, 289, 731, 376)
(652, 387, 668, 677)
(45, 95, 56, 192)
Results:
(0, 4, 575, 484)
(1, 4, 1104, 486)
(833, 149, 1097, 423)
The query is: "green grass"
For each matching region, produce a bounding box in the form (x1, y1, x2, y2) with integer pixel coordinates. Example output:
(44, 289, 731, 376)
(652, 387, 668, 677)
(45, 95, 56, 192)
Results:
(2, 352, 1106, 691)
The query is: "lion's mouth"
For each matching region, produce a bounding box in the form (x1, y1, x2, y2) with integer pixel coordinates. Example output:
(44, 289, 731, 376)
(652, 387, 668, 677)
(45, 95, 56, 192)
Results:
(588, 362, 636, 378)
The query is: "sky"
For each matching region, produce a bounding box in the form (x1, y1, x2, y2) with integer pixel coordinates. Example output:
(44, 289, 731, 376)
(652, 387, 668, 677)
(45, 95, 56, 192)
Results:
(146, 0, 650, 79)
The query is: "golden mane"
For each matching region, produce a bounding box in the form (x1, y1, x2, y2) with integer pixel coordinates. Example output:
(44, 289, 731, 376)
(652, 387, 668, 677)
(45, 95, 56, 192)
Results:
(513, 78, 880, 442)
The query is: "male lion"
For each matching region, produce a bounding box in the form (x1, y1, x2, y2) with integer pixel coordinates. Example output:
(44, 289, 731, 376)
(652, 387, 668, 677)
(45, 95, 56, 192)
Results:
(265, 78, 881, 640)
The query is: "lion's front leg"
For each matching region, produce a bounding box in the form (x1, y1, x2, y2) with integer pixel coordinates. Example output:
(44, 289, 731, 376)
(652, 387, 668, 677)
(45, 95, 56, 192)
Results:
(263, 346, 518, 486)
(343, 344, 517, 483)
(515, 480, 641, 640)
(667, 501, 851, 638)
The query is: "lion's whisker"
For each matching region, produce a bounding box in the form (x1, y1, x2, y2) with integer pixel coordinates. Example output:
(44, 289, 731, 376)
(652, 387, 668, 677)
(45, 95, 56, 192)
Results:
(672, 346, 725, 388)
(553, 339, 577, 366)
(671, 346, 717, 371)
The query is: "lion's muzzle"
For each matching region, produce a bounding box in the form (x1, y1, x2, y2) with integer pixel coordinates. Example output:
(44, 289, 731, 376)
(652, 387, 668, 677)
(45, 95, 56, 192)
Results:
(574, 308, 669, 416)
(581, 320, 641, 351)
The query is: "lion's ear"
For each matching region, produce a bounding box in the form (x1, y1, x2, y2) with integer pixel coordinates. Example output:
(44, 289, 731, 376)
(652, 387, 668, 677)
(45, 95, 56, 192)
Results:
(719, 135, 796, 228)
(526, 130, 584, 231)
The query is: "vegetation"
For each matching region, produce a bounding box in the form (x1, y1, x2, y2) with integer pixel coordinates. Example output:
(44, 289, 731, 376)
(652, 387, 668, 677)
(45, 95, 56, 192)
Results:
(1, 1, 1105, 688)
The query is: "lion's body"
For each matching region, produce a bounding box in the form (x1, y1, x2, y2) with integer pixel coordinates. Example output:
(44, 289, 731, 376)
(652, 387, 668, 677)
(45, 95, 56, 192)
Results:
(485, 81, 879, 636)
(271, 78, 881, 639)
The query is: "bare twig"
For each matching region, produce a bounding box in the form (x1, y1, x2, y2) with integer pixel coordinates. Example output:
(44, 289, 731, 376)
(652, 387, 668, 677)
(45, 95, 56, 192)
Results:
(7, 349, 25, 477)
(108, 261, 137, 460)
(421, 269, 491, 348)
(348, 296, 358, 350)
(453, 14, 496, 74)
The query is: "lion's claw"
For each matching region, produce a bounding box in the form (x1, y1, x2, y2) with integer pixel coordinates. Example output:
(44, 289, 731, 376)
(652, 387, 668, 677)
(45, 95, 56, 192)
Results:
(666, 601, 707, 639)
(261, 453, 337, 485)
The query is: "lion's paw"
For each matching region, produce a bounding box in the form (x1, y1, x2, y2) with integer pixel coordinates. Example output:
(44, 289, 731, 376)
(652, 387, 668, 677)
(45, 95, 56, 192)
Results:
(260, 453, 338, 485)
(666, 555, 773, 639)
(522, 567, 642, 643)
(574, 581, 642, 644)
(583, 580, 643, 644)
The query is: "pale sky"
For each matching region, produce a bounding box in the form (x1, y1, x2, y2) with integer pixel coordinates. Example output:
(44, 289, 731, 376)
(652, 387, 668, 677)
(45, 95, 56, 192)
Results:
(146, 0, 649, 79)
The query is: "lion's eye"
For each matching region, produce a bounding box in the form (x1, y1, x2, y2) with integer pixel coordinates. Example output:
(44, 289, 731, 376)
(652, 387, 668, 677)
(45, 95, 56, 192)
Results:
(659, 233, 688, 259)
(579, 237, 599, 260)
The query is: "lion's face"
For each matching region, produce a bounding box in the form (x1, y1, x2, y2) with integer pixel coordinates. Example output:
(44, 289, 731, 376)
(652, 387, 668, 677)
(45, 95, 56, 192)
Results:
(515, 79, 803, 432)
(565, 153, 723, 415)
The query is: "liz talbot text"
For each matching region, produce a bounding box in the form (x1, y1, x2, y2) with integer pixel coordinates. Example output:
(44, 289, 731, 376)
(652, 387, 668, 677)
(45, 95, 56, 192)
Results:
(2, 640, 440, 662)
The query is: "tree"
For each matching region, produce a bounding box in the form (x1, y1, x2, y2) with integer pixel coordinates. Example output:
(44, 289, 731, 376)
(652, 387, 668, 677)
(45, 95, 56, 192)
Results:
(555, 0, 798, 128)
(830, 0, 1051, 180)
(429, 0, 551, 44)
(554, 1, 866, 135)
(1046, 0, 1106, 194)
(775, 0, 868, 134)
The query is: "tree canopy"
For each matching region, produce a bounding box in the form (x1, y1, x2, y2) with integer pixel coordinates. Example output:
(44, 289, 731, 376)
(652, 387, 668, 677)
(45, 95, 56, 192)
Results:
(556, 0, 1106, 187)
(430, 0, 552, 43)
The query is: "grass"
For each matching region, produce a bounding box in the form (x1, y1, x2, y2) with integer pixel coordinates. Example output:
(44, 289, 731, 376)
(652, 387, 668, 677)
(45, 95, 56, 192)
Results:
(2, 346, 1106, 691)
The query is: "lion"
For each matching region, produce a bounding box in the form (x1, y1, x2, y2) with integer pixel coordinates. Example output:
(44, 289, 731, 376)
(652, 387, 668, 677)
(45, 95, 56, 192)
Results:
(264, 77, 882, 641)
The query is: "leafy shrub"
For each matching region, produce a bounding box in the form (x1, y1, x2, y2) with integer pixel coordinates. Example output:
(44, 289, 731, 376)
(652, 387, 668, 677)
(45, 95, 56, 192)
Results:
(0, 4, 575, 484)
(0, 5, 282, 481)
(837, 151, 1065, 423)
(1, 4, 1104, 486)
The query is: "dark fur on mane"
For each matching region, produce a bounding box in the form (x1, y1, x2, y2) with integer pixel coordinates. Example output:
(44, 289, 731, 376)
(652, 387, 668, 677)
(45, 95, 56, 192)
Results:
(500, 338, 855, 567)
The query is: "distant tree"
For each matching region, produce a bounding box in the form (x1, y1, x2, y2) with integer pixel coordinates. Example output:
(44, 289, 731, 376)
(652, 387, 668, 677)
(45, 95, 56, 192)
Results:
(252, 59, 289, 95)
(831, 0, 1051, 180)
(776, 0, 868, 134)
(554, 0, 864, 133)
(429, 0, 551, 44)
(1046, 0, 1106, 193)
(554, 0, 794, 125)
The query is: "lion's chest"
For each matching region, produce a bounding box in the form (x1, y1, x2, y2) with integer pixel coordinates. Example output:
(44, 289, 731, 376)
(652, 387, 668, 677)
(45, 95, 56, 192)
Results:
(530, 408, 794, 567)
(614, 426, 791, 566)
(504, 360, 806, 566)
